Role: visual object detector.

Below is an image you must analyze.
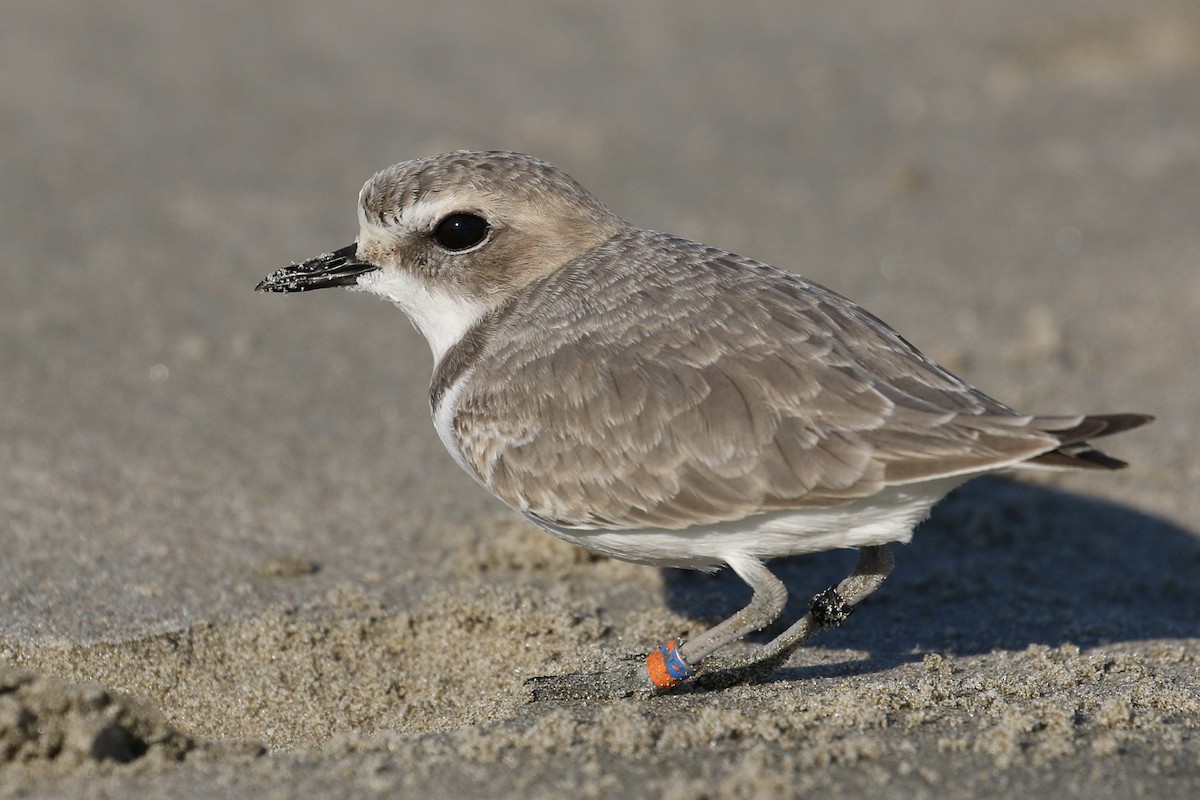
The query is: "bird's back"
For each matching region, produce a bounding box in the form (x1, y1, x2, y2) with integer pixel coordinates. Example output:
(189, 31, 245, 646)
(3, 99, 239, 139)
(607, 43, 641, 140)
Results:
(440, 228, 1147, 531)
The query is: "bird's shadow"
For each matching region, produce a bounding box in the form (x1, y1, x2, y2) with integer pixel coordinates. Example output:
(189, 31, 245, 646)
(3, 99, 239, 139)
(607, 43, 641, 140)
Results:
(660, 476, 1200, 680)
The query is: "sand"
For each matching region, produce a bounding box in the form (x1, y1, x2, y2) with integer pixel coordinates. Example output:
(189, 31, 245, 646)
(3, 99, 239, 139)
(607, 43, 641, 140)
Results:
(2, 1, 1198, 797)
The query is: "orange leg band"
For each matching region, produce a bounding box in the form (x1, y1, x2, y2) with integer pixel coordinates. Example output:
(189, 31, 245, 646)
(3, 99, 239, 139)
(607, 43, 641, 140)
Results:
(645, 639, 694, 689)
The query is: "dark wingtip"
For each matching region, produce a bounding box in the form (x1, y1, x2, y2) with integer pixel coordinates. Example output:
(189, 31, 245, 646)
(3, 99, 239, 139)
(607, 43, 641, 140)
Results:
(1028, 447, 1129, 471)
(1028, 412, 1152, 471)
(1039, 412, 1155, 444)
(1092, 413, 1155, 437)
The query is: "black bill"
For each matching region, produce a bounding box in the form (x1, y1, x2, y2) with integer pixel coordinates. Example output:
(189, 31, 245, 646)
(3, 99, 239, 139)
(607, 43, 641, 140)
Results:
(255, 244, 379, 293)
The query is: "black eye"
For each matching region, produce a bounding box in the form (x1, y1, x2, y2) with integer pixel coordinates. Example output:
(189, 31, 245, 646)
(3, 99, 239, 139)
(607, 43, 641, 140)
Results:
(432, 213, 490, 251)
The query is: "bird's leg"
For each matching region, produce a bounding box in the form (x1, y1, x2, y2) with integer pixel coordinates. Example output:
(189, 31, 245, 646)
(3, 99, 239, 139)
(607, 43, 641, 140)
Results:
(643, 556, 788, 689)
(525, 547, 892, 701)
(525, 556, 787, 701)
(697, 544, 894, 690)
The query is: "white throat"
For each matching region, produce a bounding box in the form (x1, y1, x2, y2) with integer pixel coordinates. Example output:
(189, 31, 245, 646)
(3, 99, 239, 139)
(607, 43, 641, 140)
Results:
(354, 270, 489, 364)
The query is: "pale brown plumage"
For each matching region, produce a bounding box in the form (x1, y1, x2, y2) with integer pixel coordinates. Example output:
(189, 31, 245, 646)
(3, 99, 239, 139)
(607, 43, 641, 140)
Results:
(258, 150, 1152, 696)
(443, 226, 1146, 531)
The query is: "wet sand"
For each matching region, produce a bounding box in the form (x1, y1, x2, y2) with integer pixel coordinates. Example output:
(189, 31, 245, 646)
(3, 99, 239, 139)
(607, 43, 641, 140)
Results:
(2, 2, 1198, 797)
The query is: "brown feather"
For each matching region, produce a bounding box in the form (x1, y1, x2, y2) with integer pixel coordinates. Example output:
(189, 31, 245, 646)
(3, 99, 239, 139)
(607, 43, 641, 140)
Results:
(447, 229, 1144, 531)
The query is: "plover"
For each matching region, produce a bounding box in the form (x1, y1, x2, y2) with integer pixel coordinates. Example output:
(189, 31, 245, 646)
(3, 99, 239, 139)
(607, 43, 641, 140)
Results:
(257, 151, 1151, 698)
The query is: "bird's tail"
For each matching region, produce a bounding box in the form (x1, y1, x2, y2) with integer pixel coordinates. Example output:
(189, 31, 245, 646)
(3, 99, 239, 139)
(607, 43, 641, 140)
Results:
(1024, 413, 1154, 470)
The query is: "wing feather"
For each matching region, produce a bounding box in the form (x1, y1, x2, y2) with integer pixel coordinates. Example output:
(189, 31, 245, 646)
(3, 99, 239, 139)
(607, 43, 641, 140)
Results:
(450, 230, 1090, 530)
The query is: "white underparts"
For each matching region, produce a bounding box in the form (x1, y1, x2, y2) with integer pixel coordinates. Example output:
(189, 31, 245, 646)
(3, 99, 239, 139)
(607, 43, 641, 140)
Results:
(432, 367, 478, 479)
(531, 477, 968, 570)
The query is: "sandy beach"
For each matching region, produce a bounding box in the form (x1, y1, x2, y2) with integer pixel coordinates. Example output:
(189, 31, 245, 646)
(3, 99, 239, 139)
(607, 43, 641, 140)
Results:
(2, 2, 1198, 797)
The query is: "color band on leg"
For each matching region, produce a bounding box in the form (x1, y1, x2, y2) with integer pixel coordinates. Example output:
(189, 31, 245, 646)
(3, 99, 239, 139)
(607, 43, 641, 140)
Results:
(645, 639, 694, 689)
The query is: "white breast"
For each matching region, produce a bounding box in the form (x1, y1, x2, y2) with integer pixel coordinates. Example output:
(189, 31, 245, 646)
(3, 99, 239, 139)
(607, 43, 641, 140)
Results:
(431, 367, 478, 478)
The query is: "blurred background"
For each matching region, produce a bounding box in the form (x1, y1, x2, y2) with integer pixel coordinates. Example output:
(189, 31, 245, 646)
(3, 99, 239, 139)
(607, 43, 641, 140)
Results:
(2, 0, 1197, 644)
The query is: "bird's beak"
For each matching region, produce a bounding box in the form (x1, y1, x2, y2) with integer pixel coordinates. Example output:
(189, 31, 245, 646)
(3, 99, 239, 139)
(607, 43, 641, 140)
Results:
(255, 243, 380, 293)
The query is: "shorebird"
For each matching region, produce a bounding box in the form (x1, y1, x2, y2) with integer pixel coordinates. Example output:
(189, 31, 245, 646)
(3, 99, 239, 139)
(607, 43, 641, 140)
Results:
(257, 150, 1151, 698)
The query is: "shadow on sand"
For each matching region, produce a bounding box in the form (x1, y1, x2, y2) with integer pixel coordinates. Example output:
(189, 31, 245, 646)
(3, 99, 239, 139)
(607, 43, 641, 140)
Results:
(660, 476, 1200, 679)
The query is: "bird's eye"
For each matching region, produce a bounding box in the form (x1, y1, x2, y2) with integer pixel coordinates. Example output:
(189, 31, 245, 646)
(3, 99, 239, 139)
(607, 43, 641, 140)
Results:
(432, 213, 490, 251)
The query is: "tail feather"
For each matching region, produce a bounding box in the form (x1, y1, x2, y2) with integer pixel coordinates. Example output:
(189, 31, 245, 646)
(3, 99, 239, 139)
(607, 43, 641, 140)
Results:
(1026, 413, 1154, 471)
